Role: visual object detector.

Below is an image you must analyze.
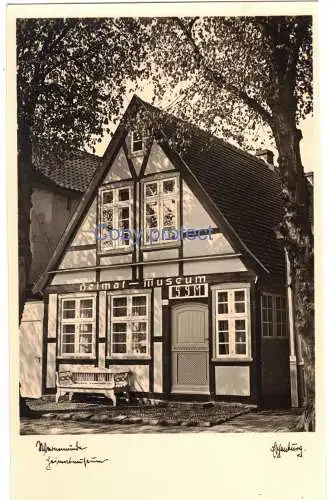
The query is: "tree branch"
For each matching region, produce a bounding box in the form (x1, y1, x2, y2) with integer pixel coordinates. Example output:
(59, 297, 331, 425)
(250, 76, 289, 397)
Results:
(173, 17, 273, 127)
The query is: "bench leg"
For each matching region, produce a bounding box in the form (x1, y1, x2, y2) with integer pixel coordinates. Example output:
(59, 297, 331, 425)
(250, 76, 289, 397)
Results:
(106, 390, 116, 407)
(55, 389, 61, 403)
(68, 392, 74, 402)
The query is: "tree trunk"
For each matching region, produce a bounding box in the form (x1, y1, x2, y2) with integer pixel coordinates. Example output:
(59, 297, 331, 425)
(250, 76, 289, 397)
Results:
(272, 108, 315, 431)
(18, 117, 33, 324)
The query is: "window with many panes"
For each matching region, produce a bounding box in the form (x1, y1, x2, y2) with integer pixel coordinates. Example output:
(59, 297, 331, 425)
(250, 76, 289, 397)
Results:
(261, 294, 288, 337)
(108, 294, 150, 357)
(214, 288, 250, 358)
(99, 185, 133, 252)
(143, 176, 179, 245)
(59, 295, 96, 357)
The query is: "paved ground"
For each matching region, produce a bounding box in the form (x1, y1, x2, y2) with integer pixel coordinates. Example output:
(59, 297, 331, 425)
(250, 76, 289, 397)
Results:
(21, 399, 301, 434)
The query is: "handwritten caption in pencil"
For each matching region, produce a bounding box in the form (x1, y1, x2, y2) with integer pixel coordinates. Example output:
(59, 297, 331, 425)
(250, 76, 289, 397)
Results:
(35, 440, 109, 471)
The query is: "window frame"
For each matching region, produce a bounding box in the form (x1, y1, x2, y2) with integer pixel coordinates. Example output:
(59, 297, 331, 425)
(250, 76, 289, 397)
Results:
(141, 172, 180, 249)
(106, 290, 152, 360)
(131, 131, 144, 154)
(98, 181, 134, 255)
(58, 293, 97, 359)
(212, 284, 252, 360)
(261, 293, 288, 338)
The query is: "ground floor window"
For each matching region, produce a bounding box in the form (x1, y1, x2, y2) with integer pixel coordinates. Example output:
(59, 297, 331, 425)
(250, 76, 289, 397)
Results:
(261, 293, 288, 337)
(108, 293, 150, 358)
(58, 295, 96, 357)
(213, 286, 251, 358)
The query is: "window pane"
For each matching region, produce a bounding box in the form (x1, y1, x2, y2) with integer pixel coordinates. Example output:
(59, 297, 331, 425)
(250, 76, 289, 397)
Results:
(79, 323, 92, 333)
(235, 319, 246, 330)
(131, 322, 147, 354)
(217, 320, 229, 355)
(132, 132, 143, 152)
(113, 344, 127, 354)
(235, 344, 246, 355)
(263, 323, 273, 337)
(145, 183, 158, 197)
(236, 331, 246, 343)
(63, 334, 75, 344)
(234, 291, 245, 313)
(132, 296, 147, 316)
(163, 179, 176, 193)
(63, 324, 75, 333)
(145, 202, 158, 228)
(218, 344, 229, 355)
(63, 300, 75, 319)
(63, 344, 75, 354)
(163, 199, 176, 227)
(218, 320, 229, 331)
(103, 207, 113, 230)
(118, 206, 130, 233)
(235, 302, 245, 313)
(218, 331, 229, 343)
(79, 344, 92, 354)
(79, 299, 93, 318)
(217, 292, 228, 314)
(217, 303, 227, 314)
(103, 191, 113, 205)
(112, 322, 127, 333)
(79, 333, 93, 346)
(112, 332, 126, 343)
(112, 297, 127, 317)
(112, 322, 127, 354)
(234, 291, 245, 302)
(119, 188, 130, 202)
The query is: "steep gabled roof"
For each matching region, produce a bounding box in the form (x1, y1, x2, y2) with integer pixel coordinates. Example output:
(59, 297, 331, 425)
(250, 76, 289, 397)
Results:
(137, 96, 285, 276)
(164, 123, 285, 276)
(32, 145, 102, 192)
(33, 95, 286, 294)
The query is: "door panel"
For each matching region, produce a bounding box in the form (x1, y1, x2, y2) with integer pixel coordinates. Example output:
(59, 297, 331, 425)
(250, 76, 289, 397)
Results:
(171, 303, 209, 394)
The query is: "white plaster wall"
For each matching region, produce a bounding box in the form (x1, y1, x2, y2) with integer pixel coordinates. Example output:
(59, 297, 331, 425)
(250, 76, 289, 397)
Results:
(215, 365, 250, 396)
(51, 270, 96, 285)
(182, 181, 216, 227)
(183, 232, 234, 258)
(145, 141, 175, 174)
(46, 343, 57, 389)
(48, 294, 57, 339)
(98, 343, 106, 370)
(143, 262, 179, 278)
(20, 301, 44, 398)
(99, 291, 106, 339)
(99, 254, 132, 266)
(143, 248, 179, 262)
(71, 199, 97, 246)
(132, 156, 144, 175)
(100, 268, 132, 281)
(153, 343, 163, 393)
(184, 258, 247, 276)
(59, 249, 96, 269)
(103, 148, 132, 183)
(153, 287, 163, 337)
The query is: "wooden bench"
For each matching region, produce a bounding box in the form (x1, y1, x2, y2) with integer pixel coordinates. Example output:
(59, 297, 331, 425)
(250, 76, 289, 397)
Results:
(55, 370, 130, 406)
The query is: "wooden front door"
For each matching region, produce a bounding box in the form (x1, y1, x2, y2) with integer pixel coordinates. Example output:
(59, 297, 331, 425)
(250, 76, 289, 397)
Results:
(171, 303, 209, 394)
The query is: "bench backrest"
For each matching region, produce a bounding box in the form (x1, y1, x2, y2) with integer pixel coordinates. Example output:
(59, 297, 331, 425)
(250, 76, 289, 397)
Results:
(57, 370, 130, 387)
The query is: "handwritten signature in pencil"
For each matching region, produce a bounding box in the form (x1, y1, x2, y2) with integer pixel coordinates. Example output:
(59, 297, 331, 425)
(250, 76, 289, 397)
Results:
(270, 441, 304, 459)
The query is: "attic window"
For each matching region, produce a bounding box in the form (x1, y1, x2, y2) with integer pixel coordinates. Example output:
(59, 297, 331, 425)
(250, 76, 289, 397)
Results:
(131, 131, 144, 154)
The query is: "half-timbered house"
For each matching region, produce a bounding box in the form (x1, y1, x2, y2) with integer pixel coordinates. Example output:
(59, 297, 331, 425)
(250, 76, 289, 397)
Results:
(33, 95, 302, 407)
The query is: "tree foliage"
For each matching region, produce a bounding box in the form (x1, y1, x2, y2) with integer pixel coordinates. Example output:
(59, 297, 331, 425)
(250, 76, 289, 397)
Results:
(17, 17, 149, 155)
